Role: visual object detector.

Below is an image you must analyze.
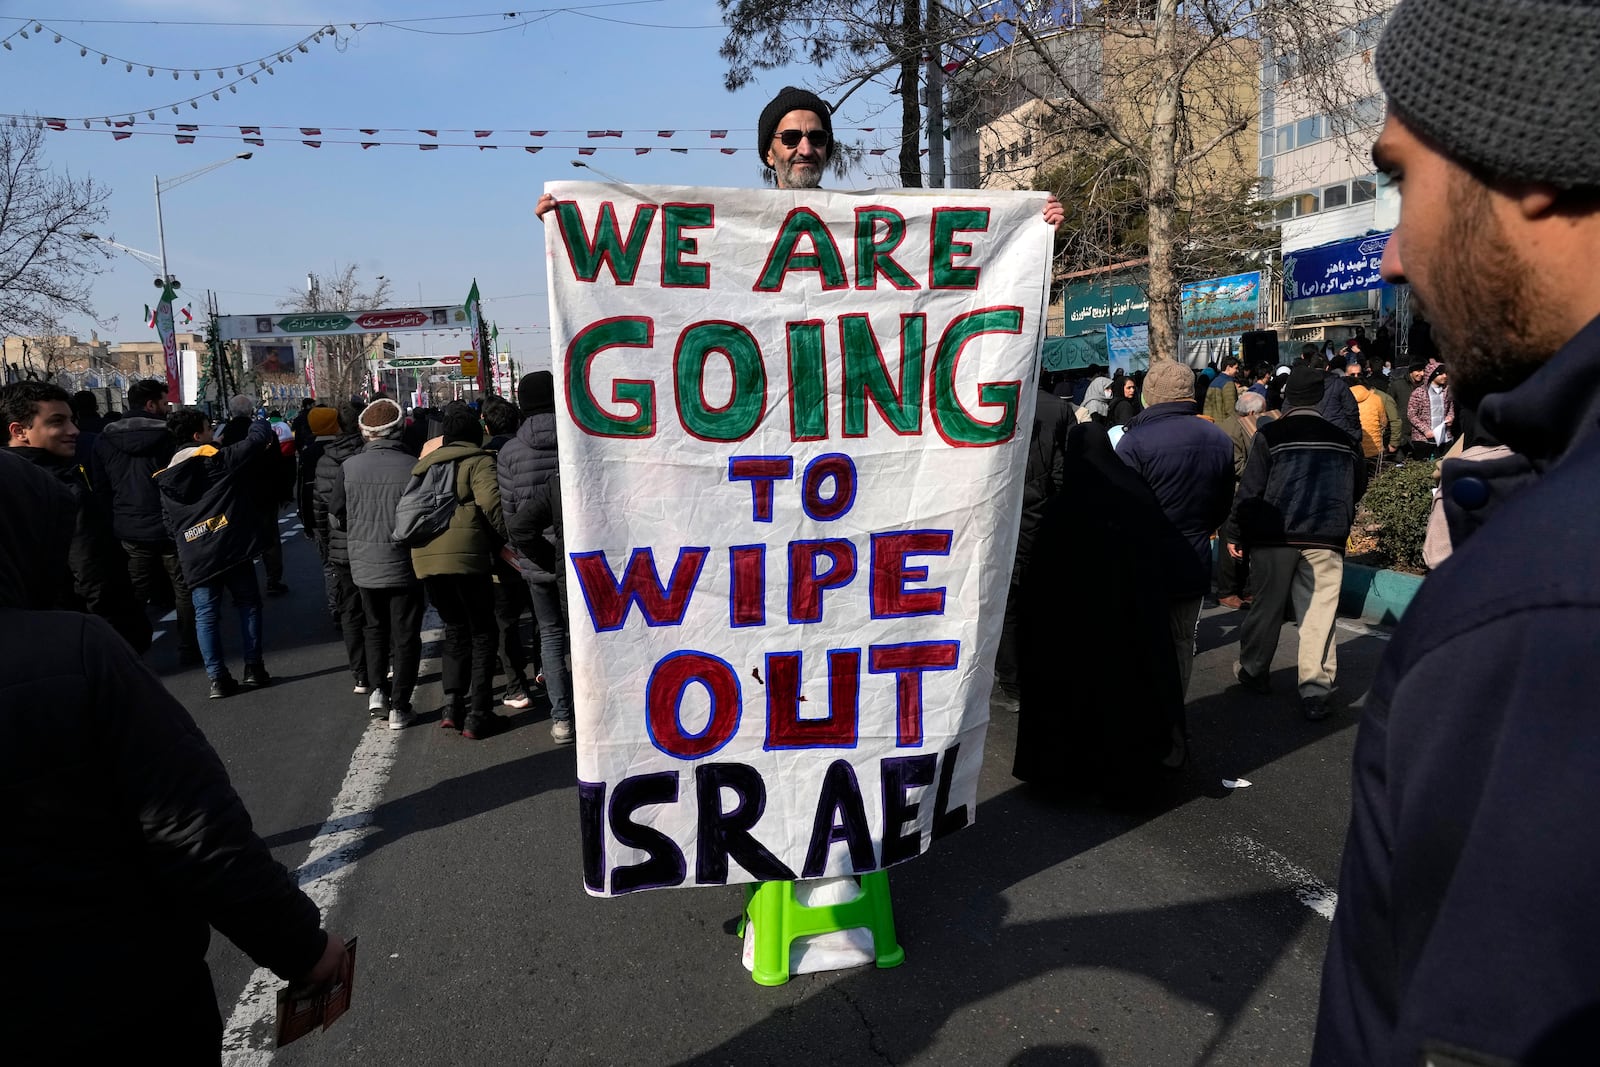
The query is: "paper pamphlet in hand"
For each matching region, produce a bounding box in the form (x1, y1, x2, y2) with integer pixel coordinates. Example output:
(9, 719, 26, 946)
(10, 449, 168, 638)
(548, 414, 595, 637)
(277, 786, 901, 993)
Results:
(544, 181, 1054, 896)
(275, 936, 357, 1048)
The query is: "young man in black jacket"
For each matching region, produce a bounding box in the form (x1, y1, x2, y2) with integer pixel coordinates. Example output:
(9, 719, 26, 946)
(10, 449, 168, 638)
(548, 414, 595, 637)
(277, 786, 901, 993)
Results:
(311, 401, 370, 694)
(1, 380, 150, 652)
(0, 449, 346, 1061)
(95, 377, 199, 664)
(158, 408, 276, 698)
(1224, 364, 1363, 721)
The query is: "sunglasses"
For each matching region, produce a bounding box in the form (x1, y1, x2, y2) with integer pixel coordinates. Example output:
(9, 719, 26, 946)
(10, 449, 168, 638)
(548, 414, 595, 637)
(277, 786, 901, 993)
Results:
(774, 129, 830, 150)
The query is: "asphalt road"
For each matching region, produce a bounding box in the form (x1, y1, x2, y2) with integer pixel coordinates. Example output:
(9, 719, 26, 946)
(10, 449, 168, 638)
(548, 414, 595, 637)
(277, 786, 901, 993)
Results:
(150, 516, 1389, 1067)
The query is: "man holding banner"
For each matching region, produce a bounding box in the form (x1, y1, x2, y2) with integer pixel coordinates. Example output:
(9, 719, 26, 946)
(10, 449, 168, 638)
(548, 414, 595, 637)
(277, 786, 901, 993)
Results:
(529, 86, 1064, 909)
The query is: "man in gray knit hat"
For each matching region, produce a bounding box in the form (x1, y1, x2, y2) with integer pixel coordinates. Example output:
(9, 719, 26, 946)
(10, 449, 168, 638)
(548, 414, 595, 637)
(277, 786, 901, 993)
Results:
(1315, 1, 1600, 1063)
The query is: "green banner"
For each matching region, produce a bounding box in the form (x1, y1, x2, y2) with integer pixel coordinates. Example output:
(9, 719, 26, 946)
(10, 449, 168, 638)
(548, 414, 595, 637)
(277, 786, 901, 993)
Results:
(1061, 276, 1149, 330)
(385, 357, 442, 368)
(1042, 331, 1109, 372)
(278, 313, 354, 334)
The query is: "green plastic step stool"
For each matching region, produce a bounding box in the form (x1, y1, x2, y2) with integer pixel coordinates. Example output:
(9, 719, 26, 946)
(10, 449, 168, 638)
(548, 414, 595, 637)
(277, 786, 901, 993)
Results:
(737, 871, 906, 986)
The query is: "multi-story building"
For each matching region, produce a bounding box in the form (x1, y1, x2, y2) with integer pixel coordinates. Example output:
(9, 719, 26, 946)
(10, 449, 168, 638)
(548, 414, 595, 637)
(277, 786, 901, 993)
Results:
(1259, 3, 1403, 344)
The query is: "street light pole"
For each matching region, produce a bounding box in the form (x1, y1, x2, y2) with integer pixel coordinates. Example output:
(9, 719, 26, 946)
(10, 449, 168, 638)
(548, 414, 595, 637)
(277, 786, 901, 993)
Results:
(154, 173, 171, 283)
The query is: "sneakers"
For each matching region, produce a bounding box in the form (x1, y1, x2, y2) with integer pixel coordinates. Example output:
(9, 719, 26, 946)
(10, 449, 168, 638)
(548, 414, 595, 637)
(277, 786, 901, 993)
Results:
(241, 662, 271, 688)
(353, 676, 371, 695)
(265, 581, 289, 596)
(388, 705, 417, 731)
(1217, 595, 1247, 610)
(1233, 662, 1271, 695)
(440, 699, 465, 731)
(502, 683, 532, 710)
(208, 674, 239, 700)
(1301, 694, 1333, 722)
(990, 686, 1021, 715)
(368, 689, 388, 718)
(462, 712, 497, 741)
(550, 718, 575, 745)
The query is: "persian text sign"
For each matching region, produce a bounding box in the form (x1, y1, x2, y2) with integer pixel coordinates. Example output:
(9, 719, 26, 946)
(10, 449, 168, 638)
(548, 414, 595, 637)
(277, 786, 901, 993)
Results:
(545, 181, 1052, 897)
(1282, 233, 1391, 302)
(215, 305, 470, 340)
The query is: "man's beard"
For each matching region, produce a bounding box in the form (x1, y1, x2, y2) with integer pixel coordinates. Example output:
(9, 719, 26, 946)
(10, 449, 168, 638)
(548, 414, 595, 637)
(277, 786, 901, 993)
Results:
(775, 157, 824, 190)
(1418, 175, 1562, 409)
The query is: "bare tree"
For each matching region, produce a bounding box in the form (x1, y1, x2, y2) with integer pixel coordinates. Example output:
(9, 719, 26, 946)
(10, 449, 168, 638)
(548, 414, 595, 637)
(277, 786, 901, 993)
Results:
(0, 123, 111, 338)
(279, 266, 392, 403)
(946, 0, 1392, 360)
(719, 0, 934, 187)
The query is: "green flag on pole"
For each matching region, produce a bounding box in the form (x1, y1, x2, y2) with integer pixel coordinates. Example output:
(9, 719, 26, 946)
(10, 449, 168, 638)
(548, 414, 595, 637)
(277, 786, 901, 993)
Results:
(463, 280, 480, 312)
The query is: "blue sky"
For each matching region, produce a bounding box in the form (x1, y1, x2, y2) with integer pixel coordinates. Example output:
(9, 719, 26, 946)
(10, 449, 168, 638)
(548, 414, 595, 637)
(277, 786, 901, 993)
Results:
(1, 1, 902, 369)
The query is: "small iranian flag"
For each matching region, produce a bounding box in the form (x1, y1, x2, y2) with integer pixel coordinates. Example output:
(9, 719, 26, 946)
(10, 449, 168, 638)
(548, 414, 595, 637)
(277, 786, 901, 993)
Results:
(145, 304, 156, 329)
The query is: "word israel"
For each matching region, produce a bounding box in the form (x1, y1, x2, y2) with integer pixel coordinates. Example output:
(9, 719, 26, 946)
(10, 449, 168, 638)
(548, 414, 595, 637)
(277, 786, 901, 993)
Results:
(544, 181, 1053, 897)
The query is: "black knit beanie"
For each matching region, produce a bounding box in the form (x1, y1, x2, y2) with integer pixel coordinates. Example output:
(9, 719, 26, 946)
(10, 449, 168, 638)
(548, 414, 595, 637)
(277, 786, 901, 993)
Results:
(757, 86, 833, 166)
(1285, 365, 1327, 408)
(1376, 0, 1600, 188)
(517, 370, 556, 416)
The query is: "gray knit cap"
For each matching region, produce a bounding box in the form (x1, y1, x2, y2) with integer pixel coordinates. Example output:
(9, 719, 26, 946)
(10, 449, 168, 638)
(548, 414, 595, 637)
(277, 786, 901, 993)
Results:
(1376, 0, 1600, 188)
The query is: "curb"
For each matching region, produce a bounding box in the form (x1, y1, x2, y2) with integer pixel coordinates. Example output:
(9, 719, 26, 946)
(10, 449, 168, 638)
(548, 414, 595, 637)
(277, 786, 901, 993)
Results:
(1339, 561, 1423, 626)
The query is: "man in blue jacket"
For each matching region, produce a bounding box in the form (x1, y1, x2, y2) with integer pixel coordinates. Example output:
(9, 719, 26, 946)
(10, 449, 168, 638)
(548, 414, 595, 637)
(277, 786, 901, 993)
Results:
(1116, 358, 1235, 699)
(157, 408, 276, 698)
(1313, 1, 1600, 1063)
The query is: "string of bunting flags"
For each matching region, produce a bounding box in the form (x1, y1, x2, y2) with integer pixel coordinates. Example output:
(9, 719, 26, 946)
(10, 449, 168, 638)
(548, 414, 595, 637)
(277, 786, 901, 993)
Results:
(0, 22, 336, 124)
(23, 120, 916, 156)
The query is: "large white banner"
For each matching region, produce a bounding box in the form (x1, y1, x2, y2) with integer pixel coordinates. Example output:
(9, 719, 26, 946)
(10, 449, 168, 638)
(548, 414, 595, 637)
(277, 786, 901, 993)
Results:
(545, 180, 1052, 897)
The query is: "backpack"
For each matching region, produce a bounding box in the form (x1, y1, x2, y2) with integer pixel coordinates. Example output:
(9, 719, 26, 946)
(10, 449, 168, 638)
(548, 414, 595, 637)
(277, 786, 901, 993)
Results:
(392, 460, 459, 547)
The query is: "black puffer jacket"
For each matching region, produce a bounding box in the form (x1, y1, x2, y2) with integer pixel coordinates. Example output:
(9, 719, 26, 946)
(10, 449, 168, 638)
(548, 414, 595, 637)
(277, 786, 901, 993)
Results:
(332, 437, 417, 589)
(94, 415, 177, 545)
(0, 454, 325, 1055)
(157, 420, 274, 586)
(496, 412, 560, 579)
(313, 434, 364, 566)
(0, 609, 326, 1057)
(8, 445, 150, 652)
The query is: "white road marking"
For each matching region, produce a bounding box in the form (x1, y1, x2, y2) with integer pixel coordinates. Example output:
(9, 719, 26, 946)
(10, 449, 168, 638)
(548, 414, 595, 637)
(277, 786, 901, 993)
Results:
(1223, 834, 1338, 921)
(220, 722, 401, 1064)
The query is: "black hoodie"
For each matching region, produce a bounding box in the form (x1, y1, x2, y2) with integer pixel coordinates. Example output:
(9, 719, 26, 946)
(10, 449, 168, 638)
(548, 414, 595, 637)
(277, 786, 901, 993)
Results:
(94, 414, 177, 545)
(157, 420, 275, 586)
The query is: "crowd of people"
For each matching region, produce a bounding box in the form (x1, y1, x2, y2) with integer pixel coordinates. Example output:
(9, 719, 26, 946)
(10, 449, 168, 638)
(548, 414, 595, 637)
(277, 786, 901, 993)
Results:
(7, 1, 1600, 1054)
(0, 372, 577, 743)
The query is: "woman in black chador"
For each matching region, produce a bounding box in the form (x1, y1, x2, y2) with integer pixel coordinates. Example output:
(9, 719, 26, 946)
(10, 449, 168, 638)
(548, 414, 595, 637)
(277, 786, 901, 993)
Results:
(1013, 423, 1191, 805)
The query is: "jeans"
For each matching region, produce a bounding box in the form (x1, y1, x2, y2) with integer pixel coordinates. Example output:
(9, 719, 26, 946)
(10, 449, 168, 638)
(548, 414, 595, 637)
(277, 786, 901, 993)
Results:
(358, 583, 425, 710)
(527, 577, 573, 724)
(123, 539, 197, 655)
(492, 559, 535, 686)
(190, 563, 263, 679)
(424, 574, 498, 713)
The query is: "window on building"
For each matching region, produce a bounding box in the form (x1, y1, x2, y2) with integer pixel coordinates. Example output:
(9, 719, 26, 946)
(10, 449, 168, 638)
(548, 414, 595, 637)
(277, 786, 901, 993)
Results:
(1022, 132, 1033, 158)
(1277, 123, 1296, 152)
(1275, 200, 1295, 221)
(1323, 183, 1349, 209)
(1260, 130, 1275, 158)
(1259, 177, 1275, 198)
(1259, 156, 1275, 179)
(1296, 192, 1320, 216)
(1261, 88, 1276, 129)
(1296, 114, 1323, 146)
(1352, 93, 1385, 129)
(1351, 177, 1377, 203)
